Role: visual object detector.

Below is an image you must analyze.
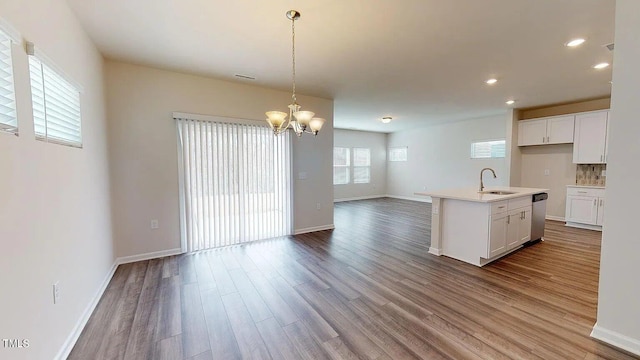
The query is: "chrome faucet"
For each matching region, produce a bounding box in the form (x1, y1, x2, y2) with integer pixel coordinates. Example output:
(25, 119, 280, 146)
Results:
(479, 168, 497, 192)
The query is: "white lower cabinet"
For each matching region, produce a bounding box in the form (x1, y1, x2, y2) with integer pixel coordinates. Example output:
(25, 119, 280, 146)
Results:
(488, 203, 532, 259)
(565, 186, 605, 230)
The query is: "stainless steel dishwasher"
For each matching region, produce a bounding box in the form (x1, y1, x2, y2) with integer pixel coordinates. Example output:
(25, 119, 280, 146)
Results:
(530, 192, 548, 242)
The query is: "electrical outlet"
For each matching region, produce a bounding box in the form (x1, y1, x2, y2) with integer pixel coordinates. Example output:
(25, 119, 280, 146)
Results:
(544, 169, 550, 176)
(151, 219, 159, 229)
(316, 202, 321, 210)
(423, 186, 427, 191)
(53, 282, 60, 304)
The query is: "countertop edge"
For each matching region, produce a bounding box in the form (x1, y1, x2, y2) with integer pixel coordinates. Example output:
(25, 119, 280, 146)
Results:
(415, 187, 549, 203)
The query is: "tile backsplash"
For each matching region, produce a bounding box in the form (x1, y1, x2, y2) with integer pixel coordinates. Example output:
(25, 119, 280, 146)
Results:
(576, 164, 606, 186)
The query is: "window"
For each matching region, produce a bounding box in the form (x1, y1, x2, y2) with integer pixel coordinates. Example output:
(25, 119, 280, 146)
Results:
(389, 146, 408, 161)
(333, 147, 350, 185)
(28, 49, 82, 147)
(0, 28, 17, 134)
(471, 140, 506, 159)
(353, 148, 371, 184)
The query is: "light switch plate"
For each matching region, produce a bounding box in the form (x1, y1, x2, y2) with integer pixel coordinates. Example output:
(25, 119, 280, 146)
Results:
(298, 172, 308, 180)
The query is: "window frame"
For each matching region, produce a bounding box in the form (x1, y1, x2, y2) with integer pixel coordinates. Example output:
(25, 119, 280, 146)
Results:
(388, 146, 408, 162)
(27, 43, 83, 148)
(0, 22, 19, 135)
(333, 147, 351, 185)
(470, 139, 506, 159)
(352, 147, 371, 184)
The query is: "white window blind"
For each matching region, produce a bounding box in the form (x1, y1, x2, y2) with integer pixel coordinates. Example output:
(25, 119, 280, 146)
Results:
(353, 148, 371, 184)
(28, 55, 82, 147)
(333, 147, 350, 185)
(0, 29, 17, 133)
(176, 116, 292, 252)
(389, 146, 408, 161)
(471, 140, 506, 159)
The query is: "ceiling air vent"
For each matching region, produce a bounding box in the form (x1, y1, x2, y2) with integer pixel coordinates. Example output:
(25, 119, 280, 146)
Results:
(604, 43, 615, 52)
(234, 74, 256, 80)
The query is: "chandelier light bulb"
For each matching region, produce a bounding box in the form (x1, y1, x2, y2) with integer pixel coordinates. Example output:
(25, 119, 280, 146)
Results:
(265, 10, 323, 137)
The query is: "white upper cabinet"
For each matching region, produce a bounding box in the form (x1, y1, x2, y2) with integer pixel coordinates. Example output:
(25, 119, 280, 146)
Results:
(518, 115, 575, 146)
(547, 116, 576, 144)
(573, 111, 609, 164)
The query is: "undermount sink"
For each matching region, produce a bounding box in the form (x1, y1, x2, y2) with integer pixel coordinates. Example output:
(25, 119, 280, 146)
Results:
(479, 190, 516, 195)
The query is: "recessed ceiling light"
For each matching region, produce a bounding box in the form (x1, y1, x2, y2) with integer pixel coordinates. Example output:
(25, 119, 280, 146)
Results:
(566, 38, 586, 47)
(593, 62, 610, 69)
(486, 78, 498, 85)
(506, 100, 515, 105)
(381, 117, 392, 124)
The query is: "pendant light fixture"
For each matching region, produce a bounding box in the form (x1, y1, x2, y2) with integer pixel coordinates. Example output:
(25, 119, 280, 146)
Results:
(265, 10, 325, 137)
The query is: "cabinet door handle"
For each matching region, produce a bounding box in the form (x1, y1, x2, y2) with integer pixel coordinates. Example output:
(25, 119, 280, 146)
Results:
(577, 191, 587, 194)
(507, 215, 510, 224)
(594, 199, 597, 206)
(546, 136, 550, 143)
(600, 199, 603, 207)
(522, 211, 526, 220)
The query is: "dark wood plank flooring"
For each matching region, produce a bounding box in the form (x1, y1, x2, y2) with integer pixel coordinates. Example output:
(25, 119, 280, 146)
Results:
(69, 198, 638, 359)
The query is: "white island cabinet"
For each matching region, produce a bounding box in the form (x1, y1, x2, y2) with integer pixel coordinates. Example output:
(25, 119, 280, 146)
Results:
(416, 187, 548, 267)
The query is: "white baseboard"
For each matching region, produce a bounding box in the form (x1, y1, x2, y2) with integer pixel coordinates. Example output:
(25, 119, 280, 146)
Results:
(545, 215, 565, 222)
(591, 323, 640, 356)
(294, 224, 335, 235)
(55, 247, 185, 359)
(116, 248, 183, 265)
(55, 260, 118, 360)
(566, 221, 603, 232)
(428, 247, 443, 256)
(334, 195, 386, 202)
(386, 194, 432, 203)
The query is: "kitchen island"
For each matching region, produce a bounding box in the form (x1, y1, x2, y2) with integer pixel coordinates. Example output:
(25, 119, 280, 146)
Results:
(416, 187, 548, 266)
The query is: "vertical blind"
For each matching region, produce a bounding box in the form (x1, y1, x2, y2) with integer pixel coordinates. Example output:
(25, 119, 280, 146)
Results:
(29, 55, 82, 146)
(176, 116, 292, 252)
(0, 29, 16, 133)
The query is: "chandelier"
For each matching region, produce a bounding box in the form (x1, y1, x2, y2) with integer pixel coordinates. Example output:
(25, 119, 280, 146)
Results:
(265, 10, 325, 137)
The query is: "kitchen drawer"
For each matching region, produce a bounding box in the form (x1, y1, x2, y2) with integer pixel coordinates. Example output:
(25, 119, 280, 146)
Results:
(508, 196, 532, 210)
(567, 187, 605, 197)
(491, 201, 508, 215)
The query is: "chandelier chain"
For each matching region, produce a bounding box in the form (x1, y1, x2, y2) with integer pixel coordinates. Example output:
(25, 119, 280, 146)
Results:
(291, 16, 296, 104)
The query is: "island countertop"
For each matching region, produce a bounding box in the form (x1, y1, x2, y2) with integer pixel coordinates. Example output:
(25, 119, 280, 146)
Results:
(415, 186, 549, 203)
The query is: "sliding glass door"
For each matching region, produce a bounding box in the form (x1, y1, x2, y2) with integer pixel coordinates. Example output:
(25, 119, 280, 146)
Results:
(176, 115, 292, 252)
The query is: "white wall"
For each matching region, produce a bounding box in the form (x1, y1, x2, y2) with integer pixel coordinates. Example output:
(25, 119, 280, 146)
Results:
(333, 129, 387, 201)
(0, 1, 113, 359)
(520, 144, 576, 219)
(106, 61, 334, 257)
(387, 114, 508, 200)
(593, 0, 640, 355)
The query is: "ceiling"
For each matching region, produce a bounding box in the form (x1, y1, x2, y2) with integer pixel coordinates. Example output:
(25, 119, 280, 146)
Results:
(66, 0, 615, 133)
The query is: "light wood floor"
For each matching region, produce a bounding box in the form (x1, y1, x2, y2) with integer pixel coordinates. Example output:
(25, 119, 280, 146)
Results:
(69, 198, 638, 359)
